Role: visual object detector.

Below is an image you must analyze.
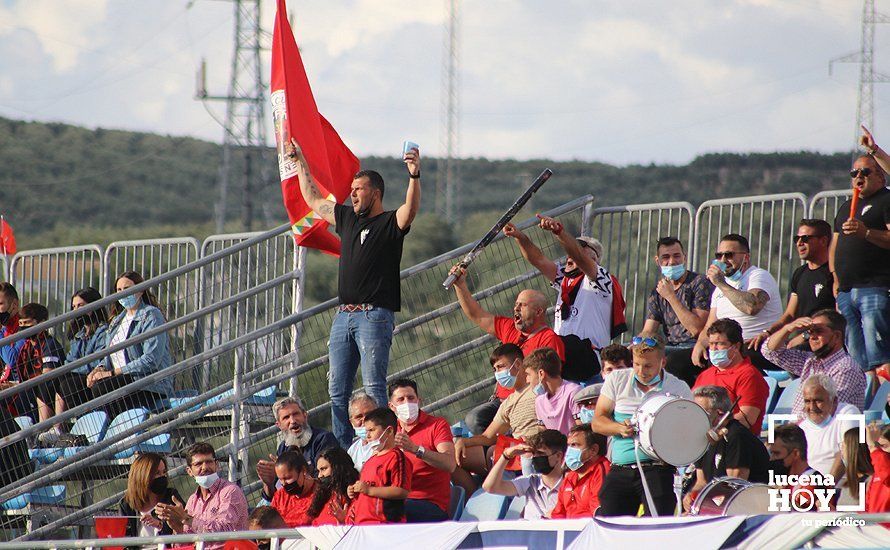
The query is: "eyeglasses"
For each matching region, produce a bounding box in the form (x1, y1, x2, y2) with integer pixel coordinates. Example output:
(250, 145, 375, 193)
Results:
(850, 168, 872, 178)
(714, 251, 739, 260)
(631, 336, 658, 347)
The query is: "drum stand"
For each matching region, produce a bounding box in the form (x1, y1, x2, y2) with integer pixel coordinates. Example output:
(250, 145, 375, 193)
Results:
(673, 465, 688, 516)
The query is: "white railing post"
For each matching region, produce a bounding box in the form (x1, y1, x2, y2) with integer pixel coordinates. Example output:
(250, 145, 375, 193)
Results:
(289, 244, 307, 398)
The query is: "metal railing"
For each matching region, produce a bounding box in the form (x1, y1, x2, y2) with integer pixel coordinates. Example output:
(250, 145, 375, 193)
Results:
(0, 255, 6, 283)
(9, 245, 103, 315)
(809, 189, 852, 220)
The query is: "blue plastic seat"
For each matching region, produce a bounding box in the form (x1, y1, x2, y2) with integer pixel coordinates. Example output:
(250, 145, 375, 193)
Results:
(771, 378, 801, 416)
(89, 408, 149, 460)
(56, 411, 110, 460)
(863, 382, 890, 423)
(246, 385, 277, 406)
(13, 416, 33, 432)
(504, 495, 526, 519)
(451, 421, 472, 438)
(164, 389, 201, 413)
(448, 484, 466, 520)
(114, 432, 172, 460)
(764, 376, 778, 413)
(765, 370, 791, 383)
(1, 485, 66, 511)
(459, 488, 510, 521)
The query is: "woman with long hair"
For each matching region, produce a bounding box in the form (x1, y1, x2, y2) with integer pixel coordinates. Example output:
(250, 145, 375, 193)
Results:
(836, 427, 874, 507)
(864, 423, 890, 512)
(119, 453, 184, 542)
(308, 446, 360, 526)
(85, 271, 172, 418)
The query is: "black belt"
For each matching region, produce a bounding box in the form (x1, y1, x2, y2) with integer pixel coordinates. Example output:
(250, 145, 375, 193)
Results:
(613, 461, 670, 470)
(338, 304, 374, 312)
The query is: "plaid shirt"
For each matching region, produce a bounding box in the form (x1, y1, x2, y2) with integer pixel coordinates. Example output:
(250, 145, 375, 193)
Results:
(761, 343, 867, 417)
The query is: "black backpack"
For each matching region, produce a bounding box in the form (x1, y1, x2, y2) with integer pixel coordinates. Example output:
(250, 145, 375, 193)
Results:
(559, 334, 601, 383)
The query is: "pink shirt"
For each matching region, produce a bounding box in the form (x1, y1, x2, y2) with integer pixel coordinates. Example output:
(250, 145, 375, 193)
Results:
(184, 477, 249, 550)
(535, 380, 581, 435)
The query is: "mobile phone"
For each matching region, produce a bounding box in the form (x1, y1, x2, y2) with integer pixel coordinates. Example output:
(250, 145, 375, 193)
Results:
(403, 141, 419, 156)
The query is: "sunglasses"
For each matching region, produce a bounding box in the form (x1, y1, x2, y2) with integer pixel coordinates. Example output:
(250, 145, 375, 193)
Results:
(714, 251, 741, 260)
(793, 235, 817, 243)
(850, 168, 872, 178)
(631, 336, 658, 347)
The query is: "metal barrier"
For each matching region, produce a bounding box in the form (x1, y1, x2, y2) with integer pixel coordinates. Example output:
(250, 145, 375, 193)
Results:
(0, 255, 7, 282)
(809, 189, 853, 221)
(8, 245, 104, 317)
(693, 193, 808, 298)
(587, 202, 694, 338)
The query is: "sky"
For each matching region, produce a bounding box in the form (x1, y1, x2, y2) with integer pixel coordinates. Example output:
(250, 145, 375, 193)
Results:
(0, 0, 885, 165)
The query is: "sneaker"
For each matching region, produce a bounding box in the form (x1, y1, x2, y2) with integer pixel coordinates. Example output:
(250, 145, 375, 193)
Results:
(37, 426, 63, 446)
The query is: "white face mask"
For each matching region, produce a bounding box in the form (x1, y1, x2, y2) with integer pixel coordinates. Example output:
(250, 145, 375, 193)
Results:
(368, 427, 391, 450)
(194, 472, 219, 489)
(395, 402, 419, 423)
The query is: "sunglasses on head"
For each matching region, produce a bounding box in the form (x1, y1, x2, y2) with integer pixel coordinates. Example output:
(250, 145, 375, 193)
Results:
(631, 336, 658, 347)
(714, 251, 740, 260)
(850, 168, 872, 178)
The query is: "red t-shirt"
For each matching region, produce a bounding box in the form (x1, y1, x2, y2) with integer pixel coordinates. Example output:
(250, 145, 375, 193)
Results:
(867, 448, 890, 513)
(694, 357, 769, 435)
(494, 316, 566, 399)
(351, 447, 412, 525)
(271, 485, 314, 527)
(550, 455, 610, 518)
(399, 411, 453, 511)
(311, 494, 351, 526)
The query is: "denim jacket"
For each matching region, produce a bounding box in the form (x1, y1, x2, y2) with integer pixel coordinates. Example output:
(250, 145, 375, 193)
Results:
(66, 324, 108, 375)
(104, 304, 173, 397)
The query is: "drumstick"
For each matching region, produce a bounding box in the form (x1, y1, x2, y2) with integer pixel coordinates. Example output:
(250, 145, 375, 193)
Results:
(849, 187, 861, 220)
(708, 396, 742, 442)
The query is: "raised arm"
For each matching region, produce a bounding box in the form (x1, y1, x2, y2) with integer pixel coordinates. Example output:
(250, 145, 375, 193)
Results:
(503, 223, 558, 281)
(860, 125, 890, 175)
(395, 147, 421, 230)
(288, 140, 335, 225)
(706, 264, 769, 316)
(449, 265, 496, 336)
(539, 215, 599, 280)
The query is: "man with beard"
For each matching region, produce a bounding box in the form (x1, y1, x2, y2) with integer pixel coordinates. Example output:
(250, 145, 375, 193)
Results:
(257, 397, 338, 502)
(763, 309, 866, 416)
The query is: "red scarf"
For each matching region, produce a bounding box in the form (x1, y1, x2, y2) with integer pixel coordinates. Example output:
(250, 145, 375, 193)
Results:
(560, 272, 585, 320)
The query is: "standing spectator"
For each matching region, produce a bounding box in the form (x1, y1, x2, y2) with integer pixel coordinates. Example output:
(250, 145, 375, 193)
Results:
(119, 452, 185, 538)
(693, 318, 769, 435)
(156, 443, 248, 550)
(526, 348, 581, 435)
(550, 425, 610, 518)
(748, 220, 835, 352)
(831, 128, 890, 382)
(481, 430, 567, 520)
(593, 333, 692, 517)
(256, 396, 338, 501)
(346, 392, 378, 471)
(291, 146, 421, 447)
(502, 216, 626, 380)
(270, 451, 316, 527)
(600, 343, 632, 377)
(348, 408, 412, 524)
(388, 378, 455, 523)
(643, 237, 714, 387)
(797, 374, 859, 480)
(86, 271, 172, 419)
(57, 287, 108, 416)
(864, 422, 890, 512)
(762, 310, 867, 416)
(308, 447, 360, 526)
(692, 234, 782, 373)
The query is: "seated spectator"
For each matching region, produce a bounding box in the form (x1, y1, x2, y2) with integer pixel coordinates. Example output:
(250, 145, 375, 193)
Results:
(225, 506, 286, 550)
(747, 220, 835, 353)
(643, 236, 714, 388)
(481, 429, 567, 520)
(763, 309, 867, 416)
(0, 404, 34, 496)
(692, 234, 782, 374)
(600, 343, 632, 378)
(120, 452, 185, 538)
(348, 407, 412, 524)
(798, 374, 860, 480)
(684, 386, 769, 512)
(388, 378, 455, 523)
(865, 423, 890, 512)
(0, 283, 22, 386)
(453, 344, 541, 492)
(573, 383, 602, 425)
(769, 424, 827, 512)
(308, 446, 360, 526)
(156, 442, 248, 550)
(86, 271, 172, 419)
(257, 396, 338, 501)
(836, 427, 873, 509)
(550, 425, 609, 518)
(346, 391, 378, 471)
(693, 318, 769, 434)
(526, 348, 581, 435)
(449, 264, 565, 435)
(271, 451, 316, 527)
(58, 287, 109, 413)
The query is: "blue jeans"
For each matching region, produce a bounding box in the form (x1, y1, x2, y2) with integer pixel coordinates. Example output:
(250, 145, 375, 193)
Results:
(837, 288, 890, 371)
(328, 307, 395, 447)
(404, 498, 449, 523)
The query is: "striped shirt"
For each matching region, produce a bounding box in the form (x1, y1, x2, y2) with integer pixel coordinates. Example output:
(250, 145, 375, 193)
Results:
(495, 386, 544, 439)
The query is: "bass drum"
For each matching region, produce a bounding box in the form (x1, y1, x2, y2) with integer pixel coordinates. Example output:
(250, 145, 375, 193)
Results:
(692, 477, 772, 516)
(633, 392, 710, 466)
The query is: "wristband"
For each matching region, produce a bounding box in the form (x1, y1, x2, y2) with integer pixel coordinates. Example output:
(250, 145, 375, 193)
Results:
(409, 171, 420, 179)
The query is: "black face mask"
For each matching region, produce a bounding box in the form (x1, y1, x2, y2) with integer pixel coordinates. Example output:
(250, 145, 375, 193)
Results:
(257, 543, 271, 550)
(0, 311, 9, 325)
(768, 458, 789, 476)
(148, 476, 168, 496)
(316, 475, 334, 487)
(563, 267, 582, 279)
(531, 455, 554, 475)
(283, 480, 303, 496)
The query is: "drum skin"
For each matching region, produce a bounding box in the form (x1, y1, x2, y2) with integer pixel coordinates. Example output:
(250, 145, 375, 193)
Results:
(635, 393, 711, 466)
(692, 477, 772, 516)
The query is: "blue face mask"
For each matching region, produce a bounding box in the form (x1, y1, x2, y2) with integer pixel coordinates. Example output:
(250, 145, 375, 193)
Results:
(712, 259, 743, 282)
(494, 368, 517, 389)
(118, 295, 139, 309)
(532, 382, 546, 396)
(812, 414, 833, 428)
(634, 373, 662, 386)
(578, 406, 595, 424)
(660, 264, 686, 281)
(709, 348, 731, 367)
(354, 426, 367, 440)
(564, 446, 585, 471)
(727, 268, 744, 282)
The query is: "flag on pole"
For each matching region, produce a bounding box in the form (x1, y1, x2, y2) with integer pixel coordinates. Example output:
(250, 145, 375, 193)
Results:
(272, 0, 359, 256)
(0, 216, 15, 256)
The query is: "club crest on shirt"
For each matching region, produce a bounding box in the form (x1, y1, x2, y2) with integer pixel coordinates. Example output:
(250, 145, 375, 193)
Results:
(360, 229, 370, 245)
(862, 205, 872, 215)
(814, 283, 823, 297)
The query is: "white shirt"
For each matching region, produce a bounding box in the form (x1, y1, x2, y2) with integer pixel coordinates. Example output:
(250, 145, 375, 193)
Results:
(109, 311, 137, 371)
(799, 402, 860, 476)
(347, 437, 374, 471)
(710, 266, 782, 339)
(552, 263, 615, 348)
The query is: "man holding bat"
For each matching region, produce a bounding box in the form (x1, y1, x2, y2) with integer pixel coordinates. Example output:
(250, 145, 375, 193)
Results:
(289, 141, 421, 447)
(829, 126, 890, 383)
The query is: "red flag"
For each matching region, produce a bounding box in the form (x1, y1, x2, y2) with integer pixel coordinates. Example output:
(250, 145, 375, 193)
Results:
(271, 0, 359, 256)
(0, 217, 15, 256)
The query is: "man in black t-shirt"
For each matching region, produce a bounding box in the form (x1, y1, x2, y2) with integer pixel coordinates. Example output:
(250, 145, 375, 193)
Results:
(748, 219, 835, 353)
(683, 385, 770, 512)
(830, 127, 890, 378)
(291, 143, 421, 446)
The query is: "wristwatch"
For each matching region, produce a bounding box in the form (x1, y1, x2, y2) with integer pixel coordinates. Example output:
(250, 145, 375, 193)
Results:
(414, 446, 426, 459)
